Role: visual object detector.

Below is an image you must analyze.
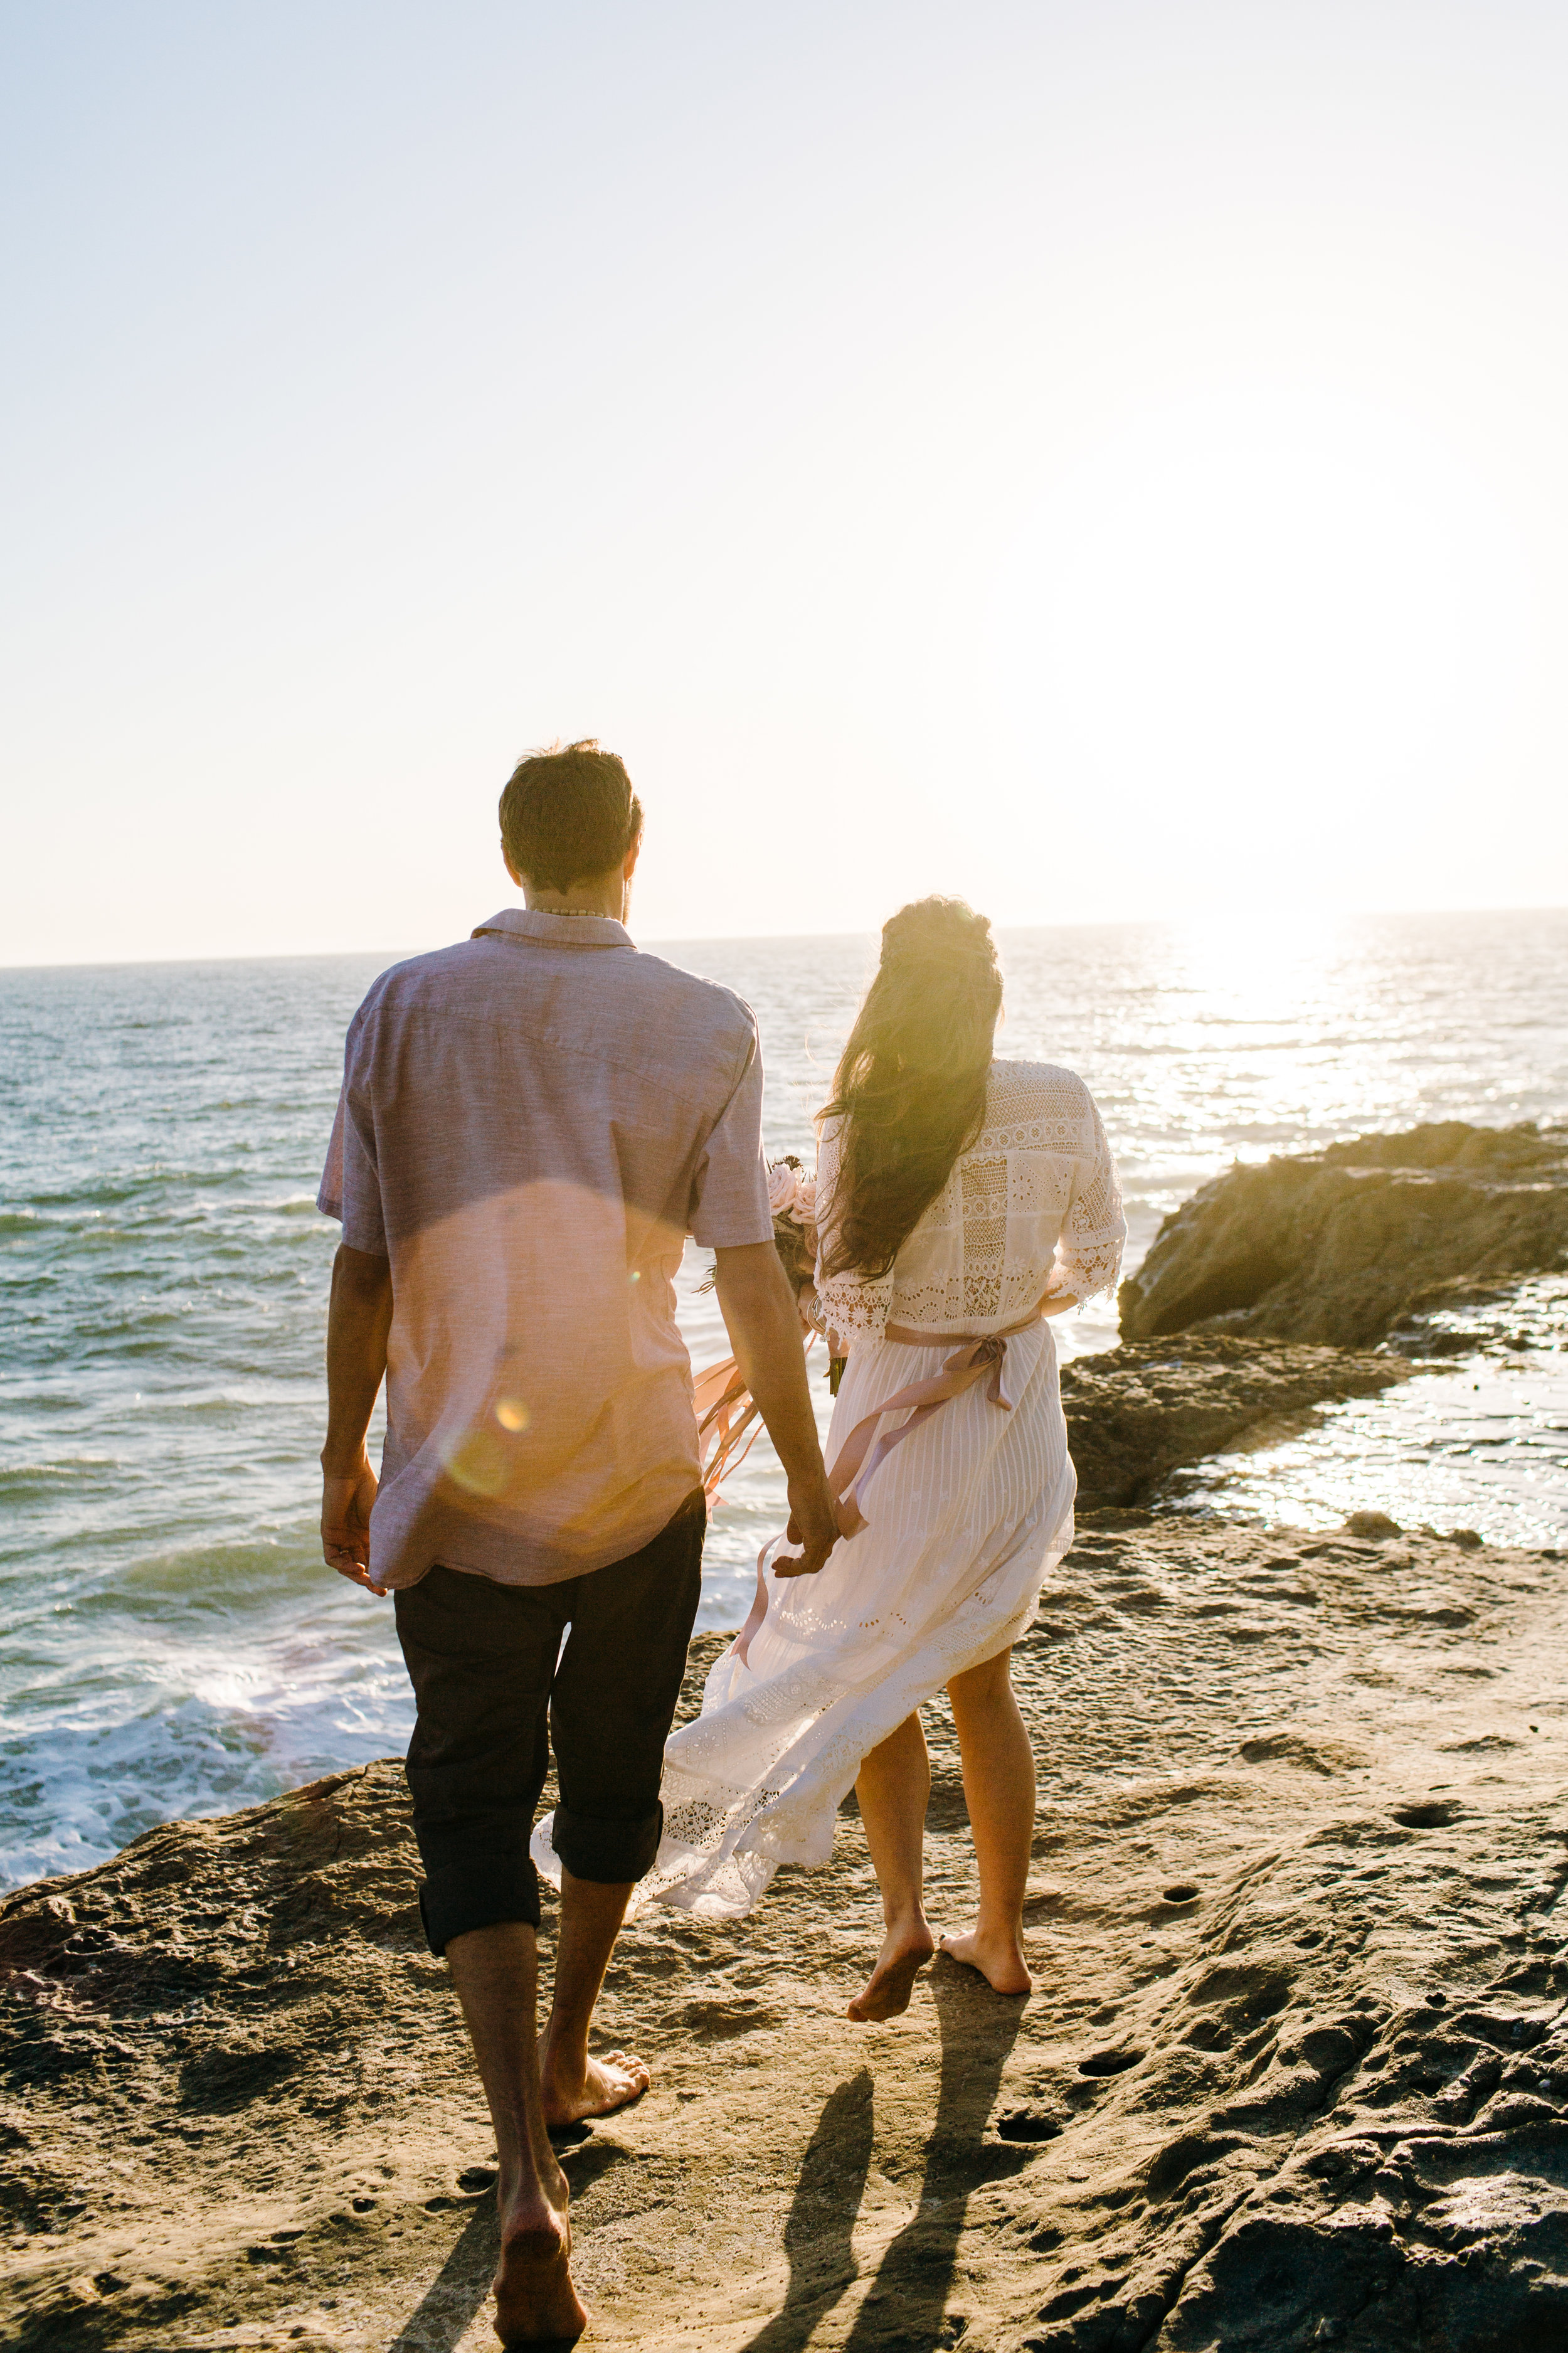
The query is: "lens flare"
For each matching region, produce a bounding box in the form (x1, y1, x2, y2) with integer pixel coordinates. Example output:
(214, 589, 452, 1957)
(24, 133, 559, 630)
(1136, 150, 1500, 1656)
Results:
(440, 1428, 509, 1497)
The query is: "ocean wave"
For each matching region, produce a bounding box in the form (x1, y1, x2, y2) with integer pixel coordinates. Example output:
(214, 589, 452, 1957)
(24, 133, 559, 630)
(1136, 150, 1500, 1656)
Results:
(0, 1459, 116, 1499)
(0, 1659, 413, 1890)
(102, 1536, 323, 1607)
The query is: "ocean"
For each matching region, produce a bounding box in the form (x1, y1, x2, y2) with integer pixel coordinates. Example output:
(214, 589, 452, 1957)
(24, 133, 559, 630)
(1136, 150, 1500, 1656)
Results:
(3, 911, 1567, 1892)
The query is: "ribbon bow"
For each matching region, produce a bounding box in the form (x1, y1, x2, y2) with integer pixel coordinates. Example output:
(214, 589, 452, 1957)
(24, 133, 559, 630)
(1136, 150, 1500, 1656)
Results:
(826, 1329, 1019, 1540)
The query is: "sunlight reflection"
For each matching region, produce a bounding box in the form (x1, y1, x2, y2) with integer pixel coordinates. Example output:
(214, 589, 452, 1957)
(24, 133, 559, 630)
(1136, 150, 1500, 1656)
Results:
(1167, 907, 1345, 1026)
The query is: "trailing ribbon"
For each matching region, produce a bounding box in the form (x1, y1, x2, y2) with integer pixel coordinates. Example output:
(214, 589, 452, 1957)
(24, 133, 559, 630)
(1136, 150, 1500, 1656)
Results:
(694, 1354, 760, 1502)
(694, 1333, 822, 1504)
(826, 1327, 1022, 1539)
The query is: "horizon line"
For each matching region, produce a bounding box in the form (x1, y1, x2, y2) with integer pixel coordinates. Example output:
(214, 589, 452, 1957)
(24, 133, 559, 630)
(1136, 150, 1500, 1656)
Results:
(4, 900, 1568, 977)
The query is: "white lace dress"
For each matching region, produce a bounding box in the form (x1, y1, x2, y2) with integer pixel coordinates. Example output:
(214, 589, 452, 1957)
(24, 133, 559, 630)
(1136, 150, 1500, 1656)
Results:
(535, 1060, 1125, 1921)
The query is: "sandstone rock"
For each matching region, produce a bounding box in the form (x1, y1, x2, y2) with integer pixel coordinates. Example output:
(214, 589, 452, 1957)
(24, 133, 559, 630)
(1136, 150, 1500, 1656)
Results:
(1344, 1509, 1402, 1538)
(1118, 1120, 1568, 1348)
(1062, 1334, 1407, 1509)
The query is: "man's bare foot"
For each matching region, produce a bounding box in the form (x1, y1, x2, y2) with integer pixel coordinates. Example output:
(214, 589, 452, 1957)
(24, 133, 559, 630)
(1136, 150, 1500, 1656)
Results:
(847, 1921, 937, 2022)
(493, 2167, 586, 2347)
(939, 1925, 1032, 1996)
(540, 2043, 650, 2129)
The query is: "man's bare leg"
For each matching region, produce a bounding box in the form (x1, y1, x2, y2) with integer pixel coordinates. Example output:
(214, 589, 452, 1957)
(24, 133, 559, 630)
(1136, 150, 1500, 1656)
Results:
(539, 1869, 650, 2127)
(847, 1713, 936, 2022)
(445, 1921, 586, 2346)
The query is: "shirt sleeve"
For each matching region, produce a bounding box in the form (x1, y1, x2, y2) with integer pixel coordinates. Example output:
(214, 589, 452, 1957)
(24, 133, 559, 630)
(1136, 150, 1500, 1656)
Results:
(812, 1116, 894, 1349)
(316, 1016, 388, 1258)
(1046, 1090, 1126, 1308)
(688, 1014, 774, 1248)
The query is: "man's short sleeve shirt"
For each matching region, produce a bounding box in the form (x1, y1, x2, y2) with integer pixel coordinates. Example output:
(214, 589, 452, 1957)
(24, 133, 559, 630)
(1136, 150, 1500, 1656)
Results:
(317, 908, 773, 1588)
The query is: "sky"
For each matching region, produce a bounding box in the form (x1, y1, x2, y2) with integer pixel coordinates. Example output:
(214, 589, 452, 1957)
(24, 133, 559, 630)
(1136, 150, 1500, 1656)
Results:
(3, 0, 1567, 964)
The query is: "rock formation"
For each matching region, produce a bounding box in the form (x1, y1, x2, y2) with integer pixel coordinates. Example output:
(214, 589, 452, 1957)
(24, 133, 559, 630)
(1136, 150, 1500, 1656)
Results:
(1119, 1121, 1568, 1349)
(1062, 1336, 1407, 1509)
(6, 1517, 1568, 2352)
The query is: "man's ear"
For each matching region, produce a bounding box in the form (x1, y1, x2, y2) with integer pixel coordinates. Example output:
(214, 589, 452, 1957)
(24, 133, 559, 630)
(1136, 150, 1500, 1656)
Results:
(502, 841, 526, 887)
(623, 830, 644, 882)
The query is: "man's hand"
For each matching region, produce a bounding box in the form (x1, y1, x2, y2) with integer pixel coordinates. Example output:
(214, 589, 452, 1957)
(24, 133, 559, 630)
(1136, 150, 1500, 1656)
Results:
(322, 1451, 385, 1594)
(320, 1243, 393, 1596)
(713, 1241, 837, 1576)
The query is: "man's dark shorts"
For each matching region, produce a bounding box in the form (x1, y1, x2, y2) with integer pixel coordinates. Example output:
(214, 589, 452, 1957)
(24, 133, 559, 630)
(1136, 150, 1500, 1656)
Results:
(394, 1491, 705, 1956)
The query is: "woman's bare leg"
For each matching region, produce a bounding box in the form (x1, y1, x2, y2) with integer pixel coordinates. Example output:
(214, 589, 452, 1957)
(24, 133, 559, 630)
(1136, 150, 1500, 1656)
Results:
(940, 1647, 1034, 1995)
(847, 1711, 937, 2021)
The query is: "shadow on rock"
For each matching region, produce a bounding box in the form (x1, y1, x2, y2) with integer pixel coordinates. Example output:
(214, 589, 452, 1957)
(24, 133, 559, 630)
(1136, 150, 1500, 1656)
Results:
(740, 2068, 875, 2353)
(386, 2199, 499, 2353)
(839, 1960, 1030, 2352)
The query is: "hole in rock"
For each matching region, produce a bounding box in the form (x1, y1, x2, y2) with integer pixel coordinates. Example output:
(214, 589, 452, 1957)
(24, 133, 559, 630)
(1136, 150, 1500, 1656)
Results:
(1078, 2049, 1144, 2077)
(996, 2108, 1062, 2142)
(1163, 1886, 1200, 1904)
(1394, 1801, 1463, 1829)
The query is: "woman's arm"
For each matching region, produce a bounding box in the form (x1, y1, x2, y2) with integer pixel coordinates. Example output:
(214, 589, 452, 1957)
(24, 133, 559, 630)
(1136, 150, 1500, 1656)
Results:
(1044, 1092, 1127, 1309)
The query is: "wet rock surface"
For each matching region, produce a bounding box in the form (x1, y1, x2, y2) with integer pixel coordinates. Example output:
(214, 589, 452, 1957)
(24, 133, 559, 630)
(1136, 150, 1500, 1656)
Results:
(1061, 1336, 1408, 1510)
(1119, 1120, 1568, 1349)
(6, 1522, 1568, 2350)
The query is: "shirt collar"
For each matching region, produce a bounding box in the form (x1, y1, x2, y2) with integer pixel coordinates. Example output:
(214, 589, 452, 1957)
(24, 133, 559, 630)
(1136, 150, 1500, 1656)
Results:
(472, 907, 634, 952)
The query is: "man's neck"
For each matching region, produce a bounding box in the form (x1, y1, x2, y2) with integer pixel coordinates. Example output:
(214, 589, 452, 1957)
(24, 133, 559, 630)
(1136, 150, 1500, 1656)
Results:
(522, 881, 627, 921)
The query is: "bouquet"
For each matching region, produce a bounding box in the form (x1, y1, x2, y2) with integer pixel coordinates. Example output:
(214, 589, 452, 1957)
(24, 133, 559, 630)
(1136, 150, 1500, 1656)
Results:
(765, 1154, 818, 1295)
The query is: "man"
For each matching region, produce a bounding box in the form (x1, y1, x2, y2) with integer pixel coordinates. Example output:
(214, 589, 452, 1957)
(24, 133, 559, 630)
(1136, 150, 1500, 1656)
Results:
(317, 740, 837, 2345)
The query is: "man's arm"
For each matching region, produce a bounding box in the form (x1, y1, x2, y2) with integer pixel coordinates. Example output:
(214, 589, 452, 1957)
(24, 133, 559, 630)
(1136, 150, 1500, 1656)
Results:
(321, 1242, 394, 1595)
(712, 1241, 838, 1575)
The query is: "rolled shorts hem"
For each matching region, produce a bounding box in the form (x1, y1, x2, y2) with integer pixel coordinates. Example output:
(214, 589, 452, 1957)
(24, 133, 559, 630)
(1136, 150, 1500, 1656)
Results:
(552, 1800, 664, 1886)
(418, 1859, 540, 1957)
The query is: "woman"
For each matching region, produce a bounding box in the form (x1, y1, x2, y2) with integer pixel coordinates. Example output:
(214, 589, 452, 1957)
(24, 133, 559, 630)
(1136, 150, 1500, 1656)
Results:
(541, 898, 1125, 2019)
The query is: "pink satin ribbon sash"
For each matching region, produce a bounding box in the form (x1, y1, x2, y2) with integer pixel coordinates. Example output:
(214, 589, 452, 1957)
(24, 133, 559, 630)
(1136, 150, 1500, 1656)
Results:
(826, 1309, 1044, 1539)
(698, 1305, 1047, 1667)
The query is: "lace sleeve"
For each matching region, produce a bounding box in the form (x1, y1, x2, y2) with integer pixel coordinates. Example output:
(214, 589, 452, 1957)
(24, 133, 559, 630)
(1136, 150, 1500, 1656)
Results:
(1047, 1092, 1126, 1309)
(813, 1118, 894, 1351)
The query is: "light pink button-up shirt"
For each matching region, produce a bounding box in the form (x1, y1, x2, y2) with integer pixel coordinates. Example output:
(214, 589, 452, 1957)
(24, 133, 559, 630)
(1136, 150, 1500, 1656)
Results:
(319, 908, 772, 1590)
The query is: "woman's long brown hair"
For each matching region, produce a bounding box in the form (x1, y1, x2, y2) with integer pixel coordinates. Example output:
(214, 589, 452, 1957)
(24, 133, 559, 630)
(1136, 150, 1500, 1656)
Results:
(819, 896, 1002, 1282)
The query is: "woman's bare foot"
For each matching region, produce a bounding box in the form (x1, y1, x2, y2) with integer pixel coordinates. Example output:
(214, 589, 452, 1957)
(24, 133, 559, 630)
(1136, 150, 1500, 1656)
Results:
(539, 2042, 650, 2130)
(847, 1920, 937, 2022)
(939, 1925, 1032, 1996)
(492, 2167, 586, 2347)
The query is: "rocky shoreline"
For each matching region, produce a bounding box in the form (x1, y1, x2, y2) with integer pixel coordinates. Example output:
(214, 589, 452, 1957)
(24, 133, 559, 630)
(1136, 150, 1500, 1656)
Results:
(1061, 1336, 1407, 1512)
(4, 1120, 1565, 2352)
(5, 1507, 1567, 2353)
(1120, 1120, 1568, 1349)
